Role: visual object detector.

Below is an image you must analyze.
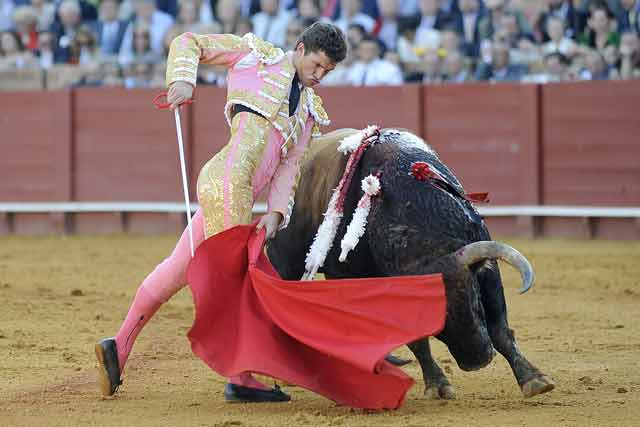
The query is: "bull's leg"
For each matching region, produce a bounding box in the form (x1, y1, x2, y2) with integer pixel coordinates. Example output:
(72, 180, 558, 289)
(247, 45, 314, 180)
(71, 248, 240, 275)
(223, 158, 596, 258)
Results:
(477, 264, 555, 397)
(408, 338, 455, 399)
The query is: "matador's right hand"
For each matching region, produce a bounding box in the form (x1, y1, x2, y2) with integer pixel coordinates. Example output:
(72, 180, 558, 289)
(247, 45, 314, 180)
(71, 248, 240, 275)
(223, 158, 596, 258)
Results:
(167, 81, 194, 111)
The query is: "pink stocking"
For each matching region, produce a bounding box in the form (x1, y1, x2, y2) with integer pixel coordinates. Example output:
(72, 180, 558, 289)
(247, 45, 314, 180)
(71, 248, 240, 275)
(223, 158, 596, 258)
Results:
(113, 209, 205, 371)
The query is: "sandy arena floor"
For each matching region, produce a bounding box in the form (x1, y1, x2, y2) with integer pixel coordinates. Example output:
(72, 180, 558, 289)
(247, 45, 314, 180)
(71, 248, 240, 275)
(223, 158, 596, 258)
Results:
(1, 234, 639, 426)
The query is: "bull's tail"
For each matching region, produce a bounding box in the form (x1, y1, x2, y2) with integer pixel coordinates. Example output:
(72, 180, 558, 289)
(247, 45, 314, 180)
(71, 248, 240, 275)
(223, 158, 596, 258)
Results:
(454, 241, 534, 294)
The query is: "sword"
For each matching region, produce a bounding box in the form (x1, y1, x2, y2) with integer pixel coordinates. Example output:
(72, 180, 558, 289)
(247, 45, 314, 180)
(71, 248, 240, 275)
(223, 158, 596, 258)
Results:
(153, 93, 195, 257)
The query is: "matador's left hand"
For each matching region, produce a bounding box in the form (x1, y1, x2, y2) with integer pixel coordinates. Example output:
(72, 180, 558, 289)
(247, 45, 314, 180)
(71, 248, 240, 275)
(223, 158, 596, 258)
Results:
(256, 212, 284, 240)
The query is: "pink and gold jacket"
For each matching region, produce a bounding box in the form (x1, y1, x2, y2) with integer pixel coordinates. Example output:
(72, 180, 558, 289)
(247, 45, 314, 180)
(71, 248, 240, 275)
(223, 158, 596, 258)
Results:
(166, 32, 330, 228)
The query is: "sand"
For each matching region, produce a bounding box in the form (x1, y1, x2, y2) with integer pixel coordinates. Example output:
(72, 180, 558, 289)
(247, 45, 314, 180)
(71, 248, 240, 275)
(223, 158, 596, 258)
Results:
(1, 235, 639, 426)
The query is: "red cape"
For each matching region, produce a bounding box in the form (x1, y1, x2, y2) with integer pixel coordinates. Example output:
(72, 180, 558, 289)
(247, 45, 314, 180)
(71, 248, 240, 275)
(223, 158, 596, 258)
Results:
(186, 225, 446, 409)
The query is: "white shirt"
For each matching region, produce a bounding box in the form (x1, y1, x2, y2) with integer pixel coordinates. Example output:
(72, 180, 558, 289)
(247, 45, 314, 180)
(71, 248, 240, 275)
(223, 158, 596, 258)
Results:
(463, 13, 477, 44)
(415, 27, 441, 51)
(335, 13, 376, 34)
(118, 10, 174, 64)
(251, 10, 293, 48)
(398, 0, 418, 17)
(542, 38, 575, 57)
(378, 20, 398, 50)
(0, 0, 14, 32)
(346, 59, 404, 86)
(397, 35, 420, 63)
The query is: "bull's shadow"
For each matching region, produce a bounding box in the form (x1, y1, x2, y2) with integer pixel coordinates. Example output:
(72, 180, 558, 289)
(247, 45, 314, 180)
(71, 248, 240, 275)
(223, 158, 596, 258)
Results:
(267, 128, 555, 399)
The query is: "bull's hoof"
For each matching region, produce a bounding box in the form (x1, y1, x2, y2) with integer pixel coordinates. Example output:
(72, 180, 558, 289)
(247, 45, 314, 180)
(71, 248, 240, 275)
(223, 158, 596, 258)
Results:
(423, 384, 456, 400)
(522, 375, 555, 398)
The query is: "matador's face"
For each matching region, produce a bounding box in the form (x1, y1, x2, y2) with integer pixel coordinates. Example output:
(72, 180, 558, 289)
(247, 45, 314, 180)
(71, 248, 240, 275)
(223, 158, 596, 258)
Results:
(293, 43, 337, 88)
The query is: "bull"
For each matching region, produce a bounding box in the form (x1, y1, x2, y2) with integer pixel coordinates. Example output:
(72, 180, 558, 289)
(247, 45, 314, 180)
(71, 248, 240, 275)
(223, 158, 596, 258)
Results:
(267, 128, 555, 399)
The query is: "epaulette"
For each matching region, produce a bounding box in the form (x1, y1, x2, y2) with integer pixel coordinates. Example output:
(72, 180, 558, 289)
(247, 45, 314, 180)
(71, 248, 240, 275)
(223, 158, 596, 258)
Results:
(242, 33, 285, 65)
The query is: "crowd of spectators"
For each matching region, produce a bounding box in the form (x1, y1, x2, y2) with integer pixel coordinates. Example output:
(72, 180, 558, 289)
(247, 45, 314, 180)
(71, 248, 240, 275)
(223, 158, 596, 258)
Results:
(1, 0, 639, 89)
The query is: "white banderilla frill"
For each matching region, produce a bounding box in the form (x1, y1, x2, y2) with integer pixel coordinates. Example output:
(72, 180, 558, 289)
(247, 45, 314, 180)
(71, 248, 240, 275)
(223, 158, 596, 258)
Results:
(338, 175, 382, 262)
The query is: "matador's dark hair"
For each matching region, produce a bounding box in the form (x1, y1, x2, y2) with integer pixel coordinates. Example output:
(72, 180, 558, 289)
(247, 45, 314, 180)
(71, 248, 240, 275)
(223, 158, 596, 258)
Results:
(297, 22, 347, 64)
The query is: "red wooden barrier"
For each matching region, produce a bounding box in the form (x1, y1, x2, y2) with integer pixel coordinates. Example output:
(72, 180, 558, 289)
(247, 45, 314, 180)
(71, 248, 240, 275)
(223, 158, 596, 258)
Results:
(541, 81, 640, 239)
(1, 82, 639, 238)
(317, 85, 423, 134)
(422, 83, 540, 236)
(0, 91, 72, 234)
(73, 87, 192, 233)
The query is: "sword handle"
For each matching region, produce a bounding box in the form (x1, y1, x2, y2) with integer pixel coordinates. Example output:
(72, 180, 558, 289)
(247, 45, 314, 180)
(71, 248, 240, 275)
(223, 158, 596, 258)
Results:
(152, 91, 195, 110)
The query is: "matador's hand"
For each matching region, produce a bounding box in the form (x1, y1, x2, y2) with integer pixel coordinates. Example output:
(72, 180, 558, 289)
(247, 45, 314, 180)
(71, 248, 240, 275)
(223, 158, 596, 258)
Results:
(167, 81, 194, 111)
(256, 212, 284, 240)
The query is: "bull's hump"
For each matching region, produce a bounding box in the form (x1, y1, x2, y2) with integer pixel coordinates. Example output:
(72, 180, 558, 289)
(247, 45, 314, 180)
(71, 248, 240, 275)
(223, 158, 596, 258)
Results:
(380, 129, 438, 156)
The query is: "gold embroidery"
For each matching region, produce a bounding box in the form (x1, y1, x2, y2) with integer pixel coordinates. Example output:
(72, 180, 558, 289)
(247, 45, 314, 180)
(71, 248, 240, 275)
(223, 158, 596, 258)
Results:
(197, 112, 271, 238)
(309, 91, 330, 126)
(243, 33, 284, 65)
(166, 33, 249, 86)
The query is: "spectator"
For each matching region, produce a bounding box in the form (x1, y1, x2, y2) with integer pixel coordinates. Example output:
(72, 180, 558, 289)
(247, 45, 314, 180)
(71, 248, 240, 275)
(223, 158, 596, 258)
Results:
(75, 60, 107, 86)
(415, 0, 446, 51)
(334, 0, 376, 35)
(69, 24, 102, 65)
(36, 29, 55, 68)
(119, 21, 161, 65)
(12, 6, 39, 52)
(442, 49, 472, 82)
(346, 21, 366, 46)
(283, 16, 304, 51)
(617, 0, 639, 33)
(542, 14, 577, 57)
(297, 0, 322, 22)
(196, 63, 227, 85)
(215, 0, 241, 34)
(536, 0, 580, 42)
(419, 47, 443, 83)
(1, 0, 15, 32)
(494, 10, 540, 67)
(578, 4, 620, 53)
(122, 59, 152, 87)
(375, 0, 400, 51)
(578, 48, 610, 79)
(543, 51, 571, 81)
(477, 0, 505, 41)
(454, 0, 484, 57)
(397, 15, 425, 73)
(523, 51, 571, 82)
(495, 10, 534, 48)
(0, 29, 38, 69)
(346, 35, 403, 85)
(91, 0, 128, 57)
(251, 0, 293, 47)
(50, 0, 83, 63)
(31, 0, 56, 32)
(172, 0, 202, 33)
(235, 16, 253, 35)
(439, 26, 461, 55)
(101, 59, 123, 86)
(440, 0, 462, 21)
(119, 0, 174, 61)
(149, 61, 166, 87)
(619, 30, 640, 78)
(474, 40, 527, 81)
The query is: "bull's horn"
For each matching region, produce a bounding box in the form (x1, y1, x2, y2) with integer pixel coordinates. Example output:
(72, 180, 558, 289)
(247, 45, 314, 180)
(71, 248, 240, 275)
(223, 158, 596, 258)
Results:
(454, 241, 535, 294)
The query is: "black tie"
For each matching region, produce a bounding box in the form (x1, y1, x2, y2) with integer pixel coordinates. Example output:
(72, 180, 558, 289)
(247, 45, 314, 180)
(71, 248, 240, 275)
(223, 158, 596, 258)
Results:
(289, 73, 301, 116)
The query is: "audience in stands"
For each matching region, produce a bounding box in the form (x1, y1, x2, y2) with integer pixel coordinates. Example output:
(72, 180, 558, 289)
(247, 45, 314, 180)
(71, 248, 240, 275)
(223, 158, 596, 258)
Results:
(1, 0, 640, 89)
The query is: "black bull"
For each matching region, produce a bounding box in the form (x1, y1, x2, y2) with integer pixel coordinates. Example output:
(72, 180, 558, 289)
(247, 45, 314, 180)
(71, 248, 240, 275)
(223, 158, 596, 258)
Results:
(267, 128, 555, 399)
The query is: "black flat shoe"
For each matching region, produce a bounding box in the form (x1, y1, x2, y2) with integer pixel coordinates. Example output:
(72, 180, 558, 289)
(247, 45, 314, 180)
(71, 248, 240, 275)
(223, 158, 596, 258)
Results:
(95, 338, 123, 396)
(224, 383, 291, 403)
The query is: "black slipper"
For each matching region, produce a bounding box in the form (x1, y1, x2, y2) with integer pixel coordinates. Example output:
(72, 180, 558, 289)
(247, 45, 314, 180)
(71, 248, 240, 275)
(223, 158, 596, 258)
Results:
(95, 338, 123, 396)
(224, 383, 291, 403)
